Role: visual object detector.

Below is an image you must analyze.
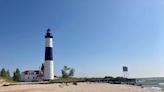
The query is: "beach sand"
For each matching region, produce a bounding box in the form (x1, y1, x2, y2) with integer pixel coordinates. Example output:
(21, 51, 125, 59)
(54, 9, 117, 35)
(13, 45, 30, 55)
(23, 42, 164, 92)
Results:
(0, 83, 154, 92)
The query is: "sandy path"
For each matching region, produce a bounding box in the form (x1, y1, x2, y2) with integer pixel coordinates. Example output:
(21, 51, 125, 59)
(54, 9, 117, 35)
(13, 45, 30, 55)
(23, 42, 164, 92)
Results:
(0, 83, 154, 92)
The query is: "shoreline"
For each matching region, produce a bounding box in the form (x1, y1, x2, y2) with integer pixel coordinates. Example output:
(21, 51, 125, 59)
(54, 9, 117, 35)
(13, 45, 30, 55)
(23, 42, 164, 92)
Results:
(0, 82, 153, 92)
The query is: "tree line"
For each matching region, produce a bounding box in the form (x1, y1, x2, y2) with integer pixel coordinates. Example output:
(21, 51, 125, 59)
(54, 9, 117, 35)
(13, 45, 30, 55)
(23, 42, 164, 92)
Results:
(0, 68, 21, 82)
(0, 65, 75, 82)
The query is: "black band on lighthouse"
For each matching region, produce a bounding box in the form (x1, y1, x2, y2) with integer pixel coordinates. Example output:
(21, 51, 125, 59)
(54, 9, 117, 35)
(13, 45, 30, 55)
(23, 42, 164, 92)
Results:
(45, 47, 53, 60)
(45, 28, 53, 38)
(45, 28, 53, 60)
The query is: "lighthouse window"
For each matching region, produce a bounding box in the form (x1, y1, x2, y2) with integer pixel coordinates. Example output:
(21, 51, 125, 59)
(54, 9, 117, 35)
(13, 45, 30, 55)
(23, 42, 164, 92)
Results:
(24, 71, 28, 75)
(35, 71, 39, 74)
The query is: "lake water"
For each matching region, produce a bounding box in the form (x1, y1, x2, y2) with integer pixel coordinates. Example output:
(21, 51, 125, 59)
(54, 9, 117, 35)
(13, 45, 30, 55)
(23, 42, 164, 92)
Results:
(138, 77, 164, 92)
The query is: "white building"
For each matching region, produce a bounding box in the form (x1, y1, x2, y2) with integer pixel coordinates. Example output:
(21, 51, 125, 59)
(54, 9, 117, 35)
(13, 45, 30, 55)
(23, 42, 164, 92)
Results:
(20, 70, 43, 82)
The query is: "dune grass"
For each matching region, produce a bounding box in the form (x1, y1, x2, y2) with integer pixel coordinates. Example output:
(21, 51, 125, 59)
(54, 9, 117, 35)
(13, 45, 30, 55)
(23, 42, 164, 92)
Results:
(0, 77, 15, 83)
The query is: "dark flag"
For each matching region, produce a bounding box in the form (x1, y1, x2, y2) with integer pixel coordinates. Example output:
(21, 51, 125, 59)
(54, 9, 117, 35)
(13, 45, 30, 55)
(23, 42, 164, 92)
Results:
(123, 66, 128, 72)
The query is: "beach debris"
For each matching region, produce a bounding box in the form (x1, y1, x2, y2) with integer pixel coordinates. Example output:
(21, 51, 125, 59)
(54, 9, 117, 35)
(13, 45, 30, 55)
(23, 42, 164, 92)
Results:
(2, 84, 9, 86)
(73, 82, 78, 85)
(58, 84, 63, 88)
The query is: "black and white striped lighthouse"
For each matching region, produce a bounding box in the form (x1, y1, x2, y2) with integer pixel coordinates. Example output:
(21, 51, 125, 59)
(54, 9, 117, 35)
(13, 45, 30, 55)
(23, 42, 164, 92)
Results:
(44, 28, 54, 80)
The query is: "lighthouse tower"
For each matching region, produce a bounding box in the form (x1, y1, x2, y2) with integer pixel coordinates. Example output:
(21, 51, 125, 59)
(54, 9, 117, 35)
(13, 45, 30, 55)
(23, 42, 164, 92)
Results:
(44, 28, 54, 80)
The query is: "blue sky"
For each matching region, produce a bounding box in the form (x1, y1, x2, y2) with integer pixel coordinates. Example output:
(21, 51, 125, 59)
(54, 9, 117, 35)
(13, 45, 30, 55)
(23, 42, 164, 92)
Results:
(0, 0, 164, 78)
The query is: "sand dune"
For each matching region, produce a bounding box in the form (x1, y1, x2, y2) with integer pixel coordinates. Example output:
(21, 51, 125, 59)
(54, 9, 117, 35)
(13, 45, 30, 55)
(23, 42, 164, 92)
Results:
(0, 83, 154, 92)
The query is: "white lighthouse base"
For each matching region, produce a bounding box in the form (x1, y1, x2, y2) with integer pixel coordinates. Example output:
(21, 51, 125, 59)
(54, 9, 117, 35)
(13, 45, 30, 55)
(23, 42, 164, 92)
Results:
(44, 60, 54, 80)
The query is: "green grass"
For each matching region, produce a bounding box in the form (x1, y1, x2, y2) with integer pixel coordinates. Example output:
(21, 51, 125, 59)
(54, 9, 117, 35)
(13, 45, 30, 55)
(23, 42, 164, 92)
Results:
(49, 77, 113, 83)
(50, 77, 86, 83)
(0, 77, 15, 83)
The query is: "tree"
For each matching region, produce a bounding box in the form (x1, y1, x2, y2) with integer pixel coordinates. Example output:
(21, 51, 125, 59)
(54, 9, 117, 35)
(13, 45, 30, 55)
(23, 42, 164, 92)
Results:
(61, 66, 69, 78)
(0, 68, 7, 77)
(6, 70, 11, 79)
(13, 72, 16, 81)
(13, 68, 21, 82)
(69, 68, 74, 77)
(61, 66, 75, 78)
(0, 68, 12, 80)
(61, 69, 68, 78)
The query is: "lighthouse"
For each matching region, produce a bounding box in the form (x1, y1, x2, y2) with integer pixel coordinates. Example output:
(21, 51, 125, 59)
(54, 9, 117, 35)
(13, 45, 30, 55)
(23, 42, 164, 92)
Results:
(44, 28, 54, 80)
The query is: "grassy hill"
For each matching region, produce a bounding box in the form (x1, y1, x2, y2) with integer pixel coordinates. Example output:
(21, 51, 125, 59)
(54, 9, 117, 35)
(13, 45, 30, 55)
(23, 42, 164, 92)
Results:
(0, 77, 13, 85)
(0, 77, 7, 84)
